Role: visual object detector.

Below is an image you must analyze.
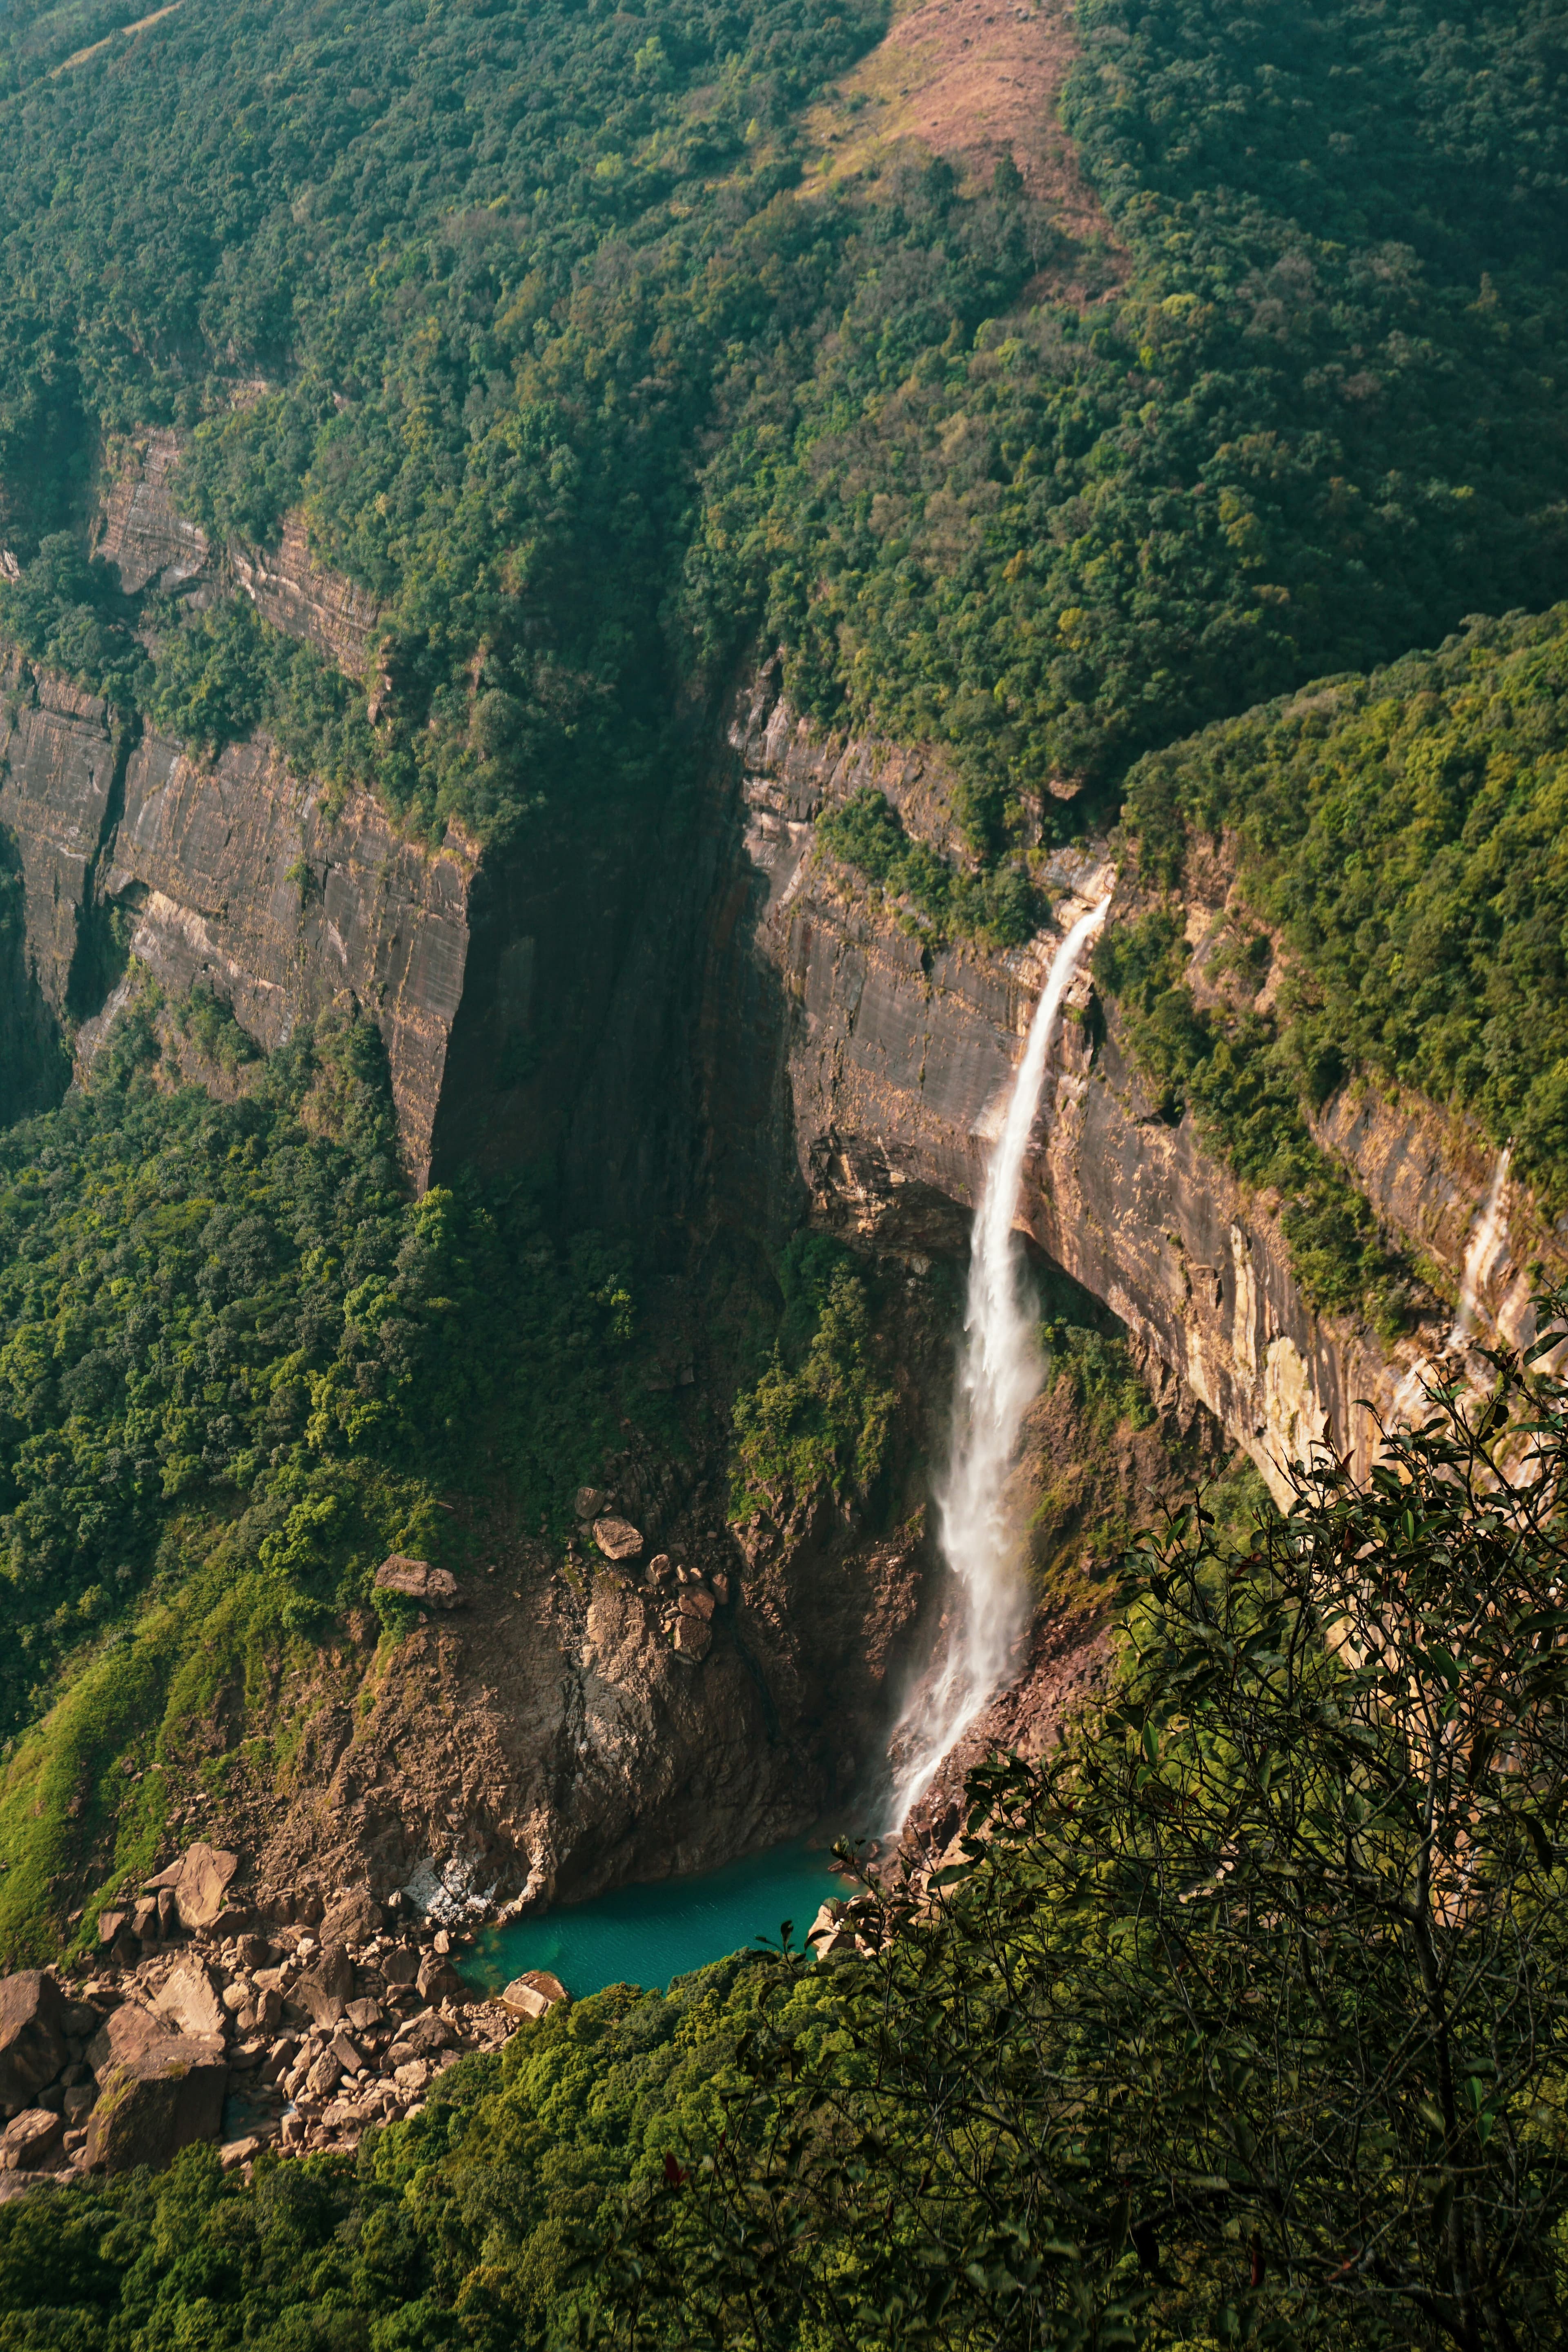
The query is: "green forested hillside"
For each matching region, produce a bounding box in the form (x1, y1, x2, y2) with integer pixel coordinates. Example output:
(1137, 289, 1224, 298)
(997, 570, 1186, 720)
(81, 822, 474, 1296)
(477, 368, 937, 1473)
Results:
(3, 1354, 1565, 2349)
(1094, 607, 1568, 1339)
(1, 0, 1566, 865)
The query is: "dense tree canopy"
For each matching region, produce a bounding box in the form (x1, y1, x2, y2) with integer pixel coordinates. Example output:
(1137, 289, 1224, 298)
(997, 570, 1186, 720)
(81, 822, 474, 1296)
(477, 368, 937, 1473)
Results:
(1, 0, 1566, 862)
(2, 1327, 1563, 2350)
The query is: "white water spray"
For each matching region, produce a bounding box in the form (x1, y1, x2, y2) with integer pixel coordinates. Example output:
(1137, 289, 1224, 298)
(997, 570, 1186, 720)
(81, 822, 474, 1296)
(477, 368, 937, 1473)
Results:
(887, 895, 1112, 1831)
(1390, 1145, 1512, 1429)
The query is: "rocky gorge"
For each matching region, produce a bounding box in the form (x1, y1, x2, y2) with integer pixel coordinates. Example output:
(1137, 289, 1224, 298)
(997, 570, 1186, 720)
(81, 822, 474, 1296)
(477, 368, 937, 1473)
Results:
(0, 430, 1557, 2069)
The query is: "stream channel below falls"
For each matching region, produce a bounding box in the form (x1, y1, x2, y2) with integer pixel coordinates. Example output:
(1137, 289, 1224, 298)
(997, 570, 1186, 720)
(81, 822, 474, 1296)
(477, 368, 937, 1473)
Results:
(461, 1843, 850, 1998)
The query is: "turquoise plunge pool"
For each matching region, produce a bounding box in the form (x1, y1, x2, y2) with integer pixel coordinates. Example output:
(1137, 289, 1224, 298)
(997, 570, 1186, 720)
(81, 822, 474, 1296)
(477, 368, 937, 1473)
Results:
(460, 1841, 850, 1999)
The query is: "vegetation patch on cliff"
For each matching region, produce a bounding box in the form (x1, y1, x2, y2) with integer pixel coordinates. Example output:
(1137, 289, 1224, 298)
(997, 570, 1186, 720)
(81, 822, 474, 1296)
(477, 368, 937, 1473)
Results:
(729, 1232, 899, 1519)
(816, 785, 1033, 944)
(1113, 605, 1568, 1218)
(1095, 906, 1416, 1337)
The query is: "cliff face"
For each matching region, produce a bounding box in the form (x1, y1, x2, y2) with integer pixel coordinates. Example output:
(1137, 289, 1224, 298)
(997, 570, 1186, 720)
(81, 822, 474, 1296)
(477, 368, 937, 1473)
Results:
(94, 428, 382, 674)
(720, 675, 1564, 1503)
(0, 659, 472, 1186)
(110, 732, 474, 1188)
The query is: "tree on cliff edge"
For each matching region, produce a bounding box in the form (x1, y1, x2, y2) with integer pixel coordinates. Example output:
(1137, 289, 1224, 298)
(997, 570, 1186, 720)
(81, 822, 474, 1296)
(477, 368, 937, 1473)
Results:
(586, 1313, 1568, 2351)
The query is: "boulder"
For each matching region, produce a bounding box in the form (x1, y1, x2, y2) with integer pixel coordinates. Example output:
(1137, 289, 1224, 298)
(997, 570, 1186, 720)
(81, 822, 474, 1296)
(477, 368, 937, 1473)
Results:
(396, 2011, 456, 2058)
(84, 2013, 227, 2172)
(0, 2109, 62, 2171)
(373, 1556, 460, 1608)
(677, 1586, 716, 1622)
(305, 2051, 341, 2098)
(591, 1517, 643, 1562)
(379, 1947, 419, 1987)
(153, 1961, 226, 2041)
(328, 2030, 364, 2075)
(96, 1911, 128, 1948)
(345, 1997, 382, 2032)
(416, 1953, 461, 2003)
(671, 1613, 713, 1661)
(292, 1947, 354, 2027)
(319, 1886, 383, 1948)
(0, 1973, 70, 2113)
(174, 1843, 241, 1932)
(499, 1971, 568, 2022)
(573, 1487, 608, 1521)
(87, 2001, 223, 2076)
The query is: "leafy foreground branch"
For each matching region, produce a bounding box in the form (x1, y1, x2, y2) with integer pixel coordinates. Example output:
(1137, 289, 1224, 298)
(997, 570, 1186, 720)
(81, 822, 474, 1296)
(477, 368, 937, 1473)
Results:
(587, 1322, 1568, 2351)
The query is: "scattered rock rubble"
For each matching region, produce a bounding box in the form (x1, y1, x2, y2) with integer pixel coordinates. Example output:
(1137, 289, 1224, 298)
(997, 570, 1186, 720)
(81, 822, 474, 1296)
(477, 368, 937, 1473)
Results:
(0, 1842, 567, 2198)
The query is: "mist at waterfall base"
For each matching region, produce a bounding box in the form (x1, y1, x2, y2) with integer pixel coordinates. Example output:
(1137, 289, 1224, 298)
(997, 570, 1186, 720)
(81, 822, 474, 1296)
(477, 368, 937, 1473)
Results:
(887, 897, 1113, 1831)
(461, 1844, 849, 1999)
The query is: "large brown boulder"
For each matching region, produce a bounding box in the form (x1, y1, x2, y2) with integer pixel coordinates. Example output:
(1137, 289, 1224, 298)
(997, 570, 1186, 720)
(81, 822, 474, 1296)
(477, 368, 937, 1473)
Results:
(592, 1517, 643, 1562)
(373, 1556, 460, 1608)
(319, 1886, 383, 1947)
(0, 2109, 62, 2172)
(152, 1961, 226, 2040)
(671, 1612, 713, 1661)
(291, 1946, 354, 2027)
(396, 2011, 456, 2058)
(174, 1843, 241, 1932)
(416, 1952, 461, 2003)
(499, 1970, 568, 2021)
(85, 2008, 226, 2173)
(0, 1973, 69, 2116)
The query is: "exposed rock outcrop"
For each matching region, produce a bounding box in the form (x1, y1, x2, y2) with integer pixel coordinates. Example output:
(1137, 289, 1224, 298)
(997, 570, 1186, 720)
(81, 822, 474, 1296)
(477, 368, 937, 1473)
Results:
(92, 429, 209, 597)
(0, 1973, 70, 2114)
(94, 430, 381, 674)
(722, 673, 1564, 1500)
(0, 656, 474, 1188)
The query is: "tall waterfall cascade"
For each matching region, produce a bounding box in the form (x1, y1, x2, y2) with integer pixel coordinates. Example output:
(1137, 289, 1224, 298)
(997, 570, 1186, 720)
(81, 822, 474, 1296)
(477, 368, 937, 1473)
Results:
(1391, 1145, 1512, 1430)
(886, 895, 1113, 1831)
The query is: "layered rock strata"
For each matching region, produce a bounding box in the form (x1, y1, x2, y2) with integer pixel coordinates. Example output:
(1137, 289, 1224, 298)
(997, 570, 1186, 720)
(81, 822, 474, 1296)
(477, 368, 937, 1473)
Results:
(93, 428, 381, 673)
(0, 658, 473, 1187)
(110, 730, 473, 1187)
(723, 676, 1566, 1500)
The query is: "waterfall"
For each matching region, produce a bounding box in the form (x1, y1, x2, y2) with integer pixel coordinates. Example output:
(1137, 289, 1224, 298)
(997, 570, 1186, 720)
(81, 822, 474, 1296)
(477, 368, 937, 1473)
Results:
(886, 895, 1113, 1832)
(1447, 1145, 1511, 1351)
(1390, 1144, 1511, 1429)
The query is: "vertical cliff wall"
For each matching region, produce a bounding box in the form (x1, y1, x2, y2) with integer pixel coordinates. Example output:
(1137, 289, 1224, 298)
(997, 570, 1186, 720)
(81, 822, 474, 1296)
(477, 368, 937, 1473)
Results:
(717, 675, 1567, 1503)
(0, 657, 474, 1184)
